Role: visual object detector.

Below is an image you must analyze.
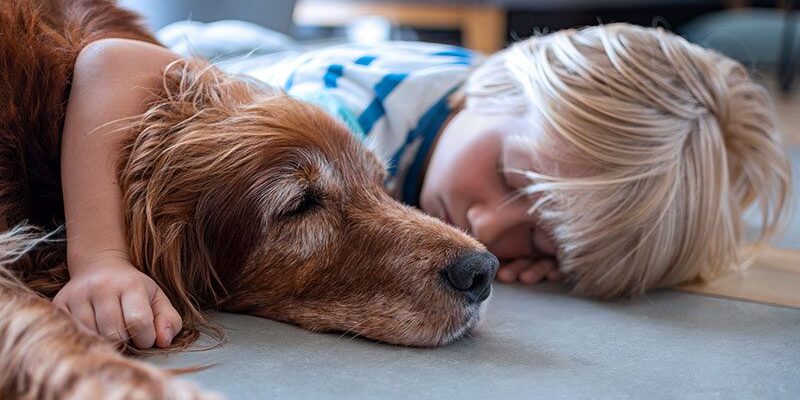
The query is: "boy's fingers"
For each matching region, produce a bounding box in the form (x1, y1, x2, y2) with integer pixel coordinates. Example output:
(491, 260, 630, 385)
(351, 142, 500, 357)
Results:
(151, 288, 182, 348)
(68, 301, 100, 335)
(95, 298, 129, 345)
(496, 258, 531, 283)
(547, 269, 563, 282)
(121, 289, 156, 349)
(519, 259, 556, 284)
(53, 292, 97, 334)
(52, 292, 67, 310)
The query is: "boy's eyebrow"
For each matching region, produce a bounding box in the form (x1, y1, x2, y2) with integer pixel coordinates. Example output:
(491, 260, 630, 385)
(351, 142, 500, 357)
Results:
(499, 148, 544, 185)
(496, 159, 517, 193)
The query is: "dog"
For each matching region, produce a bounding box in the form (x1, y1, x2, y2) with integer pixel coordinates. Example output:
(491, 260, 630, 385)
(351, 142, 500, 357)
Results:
(0, 0, 499, 397)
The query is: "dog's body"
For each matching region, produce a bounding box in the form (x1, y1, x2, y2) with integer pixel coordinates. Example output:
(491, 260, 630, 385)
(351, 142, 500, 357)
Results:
(0, 0, 498, 397)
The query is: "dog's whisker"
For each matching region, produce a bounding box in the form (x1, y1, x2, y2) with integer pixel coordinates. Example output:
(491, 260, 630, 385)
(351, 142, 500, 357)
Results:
(336, 315, 381, 342)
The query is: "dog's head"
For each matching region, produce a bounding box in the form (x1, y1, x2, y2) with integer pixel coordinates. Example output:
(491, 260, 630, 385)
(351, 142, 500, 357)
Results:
(120, 60, 498, 347)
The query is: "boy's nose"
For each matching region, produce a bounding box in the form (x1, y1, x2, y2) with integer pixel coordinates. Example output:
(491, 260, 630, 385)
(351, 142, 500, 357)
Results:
(467, 202, 538, 260)
(467, 202, 526, 245)
(442, 251, 499, 304)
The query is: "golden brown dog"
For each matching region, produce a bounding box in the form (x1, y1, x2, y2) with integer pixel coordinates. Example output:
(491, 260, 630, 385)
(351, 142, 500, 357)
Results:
(0, 0, 498, 397)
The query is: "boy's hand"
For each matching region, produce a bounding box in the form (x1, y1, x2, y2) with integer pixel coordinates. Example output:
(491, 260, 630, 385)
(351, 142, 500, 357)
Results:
(53, 256, 182, 349)
(496, 228, 562, 284)
(496, 257, 562, 284)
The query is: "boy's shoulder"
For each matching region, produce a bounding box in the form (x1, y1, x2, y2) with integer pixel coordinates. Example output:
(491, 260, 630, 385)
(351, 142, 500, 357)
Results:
(75, 39, 179, 91)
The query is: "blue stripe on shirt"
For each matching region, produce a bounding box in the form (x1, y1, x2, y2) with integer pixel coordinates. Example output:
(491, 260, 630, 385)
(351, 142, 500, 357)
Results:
(357, 73, 407, 134)
(358, 101, 386, 137)
(389, 91, 454, 206)
(323, 64, 344, 88)
(432, 49, 474, 59)
(284, 71, 296, 91)
(354, 55, 377, 65)
(375, 73, 407, 100)
(447, 60, 473, 66)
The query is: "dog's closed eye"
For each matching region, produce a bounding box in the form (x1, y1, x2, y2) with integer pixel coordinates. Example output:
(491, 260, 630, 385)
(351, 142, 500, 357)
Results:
(280, 189, 322, 219)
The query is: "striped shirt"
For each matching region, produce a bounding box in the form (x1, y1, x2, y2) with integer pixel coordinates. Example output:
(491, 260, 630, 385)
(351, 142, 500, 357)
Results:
(237, 41, 481, 206)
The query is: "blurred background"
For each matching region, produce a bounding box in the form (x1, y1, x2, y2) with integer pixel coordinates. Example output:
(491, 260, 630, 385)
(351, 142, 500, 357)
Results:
(119, 0, 798, 247)
(120, 1, 798, 84)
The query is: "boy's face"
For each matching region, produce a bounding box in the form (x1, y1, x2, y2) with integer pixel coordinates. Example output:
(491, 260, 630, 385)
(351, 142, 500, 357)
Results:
(420, 108, 580, 279)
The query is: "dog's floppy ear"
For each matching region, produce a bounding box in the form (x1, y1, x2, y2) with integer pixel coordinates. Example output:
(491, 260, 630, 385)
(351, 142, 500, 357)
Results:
(117, 59, 281, 348)
(157, 58, 280, 117)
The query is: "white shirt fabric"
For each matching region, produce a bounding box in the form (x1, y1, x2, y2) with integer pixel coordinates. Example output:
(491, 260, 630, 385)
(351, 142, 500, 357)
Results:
(159, 21, 482, 205)
(236, 41, 481, 205)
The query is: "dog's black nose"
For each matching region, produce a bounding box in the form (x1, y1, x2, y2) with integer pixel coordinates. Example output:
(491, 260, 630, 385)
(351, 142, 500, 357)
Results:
(442, 251, 499, 304)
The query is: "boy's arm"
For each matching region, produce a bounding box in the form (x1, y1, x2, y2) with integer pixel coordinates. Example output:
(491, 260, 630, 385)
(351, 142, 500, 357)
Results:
(58, 38, 181, 348)
(61, 38, 177, 269)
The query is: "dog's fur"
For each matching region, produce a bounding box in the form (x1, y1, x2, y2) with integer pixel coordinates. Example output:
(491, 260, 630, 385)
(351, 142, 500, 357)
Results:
(0, 0, 492, 397)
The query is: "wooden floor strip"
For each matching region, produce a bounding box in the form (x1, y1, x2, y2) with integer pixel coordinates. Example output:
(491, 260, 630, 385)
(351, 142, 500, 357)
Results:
(677, 247, 800, 309)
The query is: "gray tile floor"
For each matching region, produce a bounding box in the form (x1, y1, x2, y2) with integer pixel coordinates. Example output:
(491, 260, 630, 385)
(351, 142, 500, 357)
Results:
(149, 284, 800, 400)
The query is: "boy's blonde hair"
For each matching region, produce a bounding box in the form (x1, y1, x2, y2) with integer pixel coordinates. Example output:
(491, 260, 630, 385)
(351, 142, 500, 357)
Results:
(456, 23, 791, 297)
